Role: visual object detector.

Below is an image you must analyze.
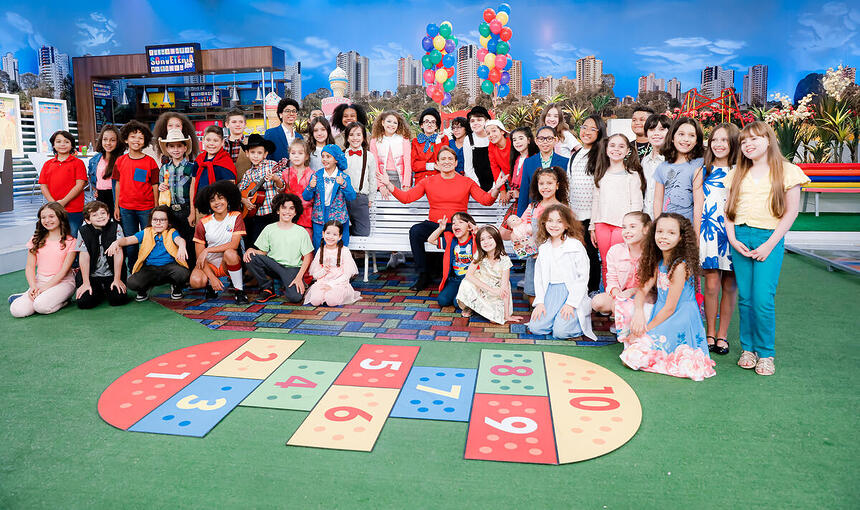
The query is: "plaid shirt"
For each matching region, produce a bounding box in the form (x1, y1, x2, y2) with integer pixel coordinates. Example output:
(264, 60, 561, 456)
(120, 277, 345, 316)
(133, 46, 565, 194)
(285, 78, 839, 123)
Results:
(224, 136, 245, 162)
(238, 159, 282, 215)
(159, 159, 194, 206)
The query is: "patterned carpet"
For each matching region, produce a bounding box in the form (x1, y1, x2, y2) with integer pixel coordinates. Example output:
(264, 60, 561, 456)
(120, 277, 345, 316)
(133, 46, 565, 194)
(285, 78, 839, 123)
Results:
(153, 260, 616, 346)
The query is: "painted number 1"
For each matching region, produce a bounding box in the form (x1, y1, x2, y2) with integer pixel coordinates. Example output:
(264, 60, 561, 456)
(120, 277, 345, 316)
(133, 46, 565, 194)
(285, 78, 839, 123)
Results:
(568, 386, 620, 411)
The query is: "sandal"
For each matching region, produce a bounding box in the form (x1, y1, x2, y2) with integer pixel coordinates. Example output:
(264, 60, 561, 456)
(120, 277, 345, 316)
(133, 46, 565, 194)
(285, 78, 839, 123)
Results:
(461, 309, 473, 318)
(737, 350, 758, 369)
(755, 357, 775, 376)
(714, 337, 730, 355)
(706, 335, 716, 352)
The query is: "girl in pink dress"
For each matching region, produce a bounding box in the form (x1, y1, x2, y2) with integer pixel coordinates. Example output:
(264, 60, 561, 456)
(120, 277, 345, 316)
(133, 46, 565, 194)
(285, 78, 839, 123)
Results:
(278, 139, 314, 238)
(304, 220, 360, 306)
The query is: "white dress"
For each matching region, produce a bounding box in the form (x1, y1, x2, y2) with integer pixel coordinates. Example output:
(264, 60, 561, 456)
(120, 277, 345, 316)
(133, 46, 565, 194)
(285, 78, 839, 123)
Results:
(699, 166, 733, 271)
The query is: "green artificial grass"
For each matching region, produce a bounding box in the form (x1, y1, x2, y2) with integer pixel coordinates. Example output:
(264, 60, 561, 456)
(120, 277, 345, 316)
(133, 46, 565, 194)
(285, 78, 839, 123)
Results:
(1, 254, 858, 509)
(792, 212, 860, 231)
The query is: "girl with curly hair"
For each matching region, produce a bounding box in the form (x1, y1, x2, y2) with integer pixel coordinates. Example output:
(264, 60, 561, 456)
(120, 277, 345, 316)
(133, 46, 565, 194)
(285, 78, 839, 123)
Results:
(369, 110, 413, 189)
(620, 212, 715, 381)
(151, 111, 199, 162)
(10, 203, 76, 317)
(455, 225, 517, 324)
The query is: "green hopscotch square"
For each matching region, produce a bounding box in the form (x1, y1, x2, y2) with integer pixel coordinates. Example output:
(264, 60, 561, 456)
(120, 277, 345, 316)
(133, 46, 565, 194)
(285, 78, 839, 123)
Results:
(474, 349, 548, 396)
(240, 360, 347, 411)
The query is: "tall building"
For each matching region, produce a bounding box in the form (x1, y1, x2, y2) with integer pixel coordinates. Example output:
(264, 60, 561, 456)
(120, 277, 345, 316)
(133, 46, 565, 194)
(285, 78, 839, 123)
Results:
(508, 59, 523, 98)
(666, 78, 681, 101)
(457, 44, 479, 103)
(843, 67, 857, 83)
(531, 76, 559, 99)
(38, 45, 70, 98)
(575, 55, 602, 92)
(2, 52, 19, 83)
(638, 73, 667, 98)
(741, 65, 767, 107)
(397, 55, 422, 88)
(700, 65, 734, 98)
(284, 62, 302, 104)
(336, 51, 369, 98)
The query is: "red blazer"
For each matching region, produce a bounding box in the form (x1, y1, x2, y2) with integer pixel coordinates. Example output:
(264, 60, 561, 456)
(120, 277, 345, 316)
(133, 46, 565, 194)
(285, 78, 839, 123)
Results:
(411, 135, 450, 180)
(488, 137, 511, 180)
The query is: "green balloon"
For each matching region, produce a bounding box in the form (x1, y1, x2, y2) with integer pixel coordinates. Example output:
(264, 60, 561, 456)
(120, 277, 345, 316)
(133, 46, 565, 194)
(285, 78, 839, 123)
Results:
(422, 54, 434, 69)
(430, 50, 443, 65)
(452, 36, 459, 46)
(481, 79, 495, 95)
(479, 22, 490, 37)
(496, 41, 510, 55)
(440, 24, 452, 38)
(443, 78, 456, 92)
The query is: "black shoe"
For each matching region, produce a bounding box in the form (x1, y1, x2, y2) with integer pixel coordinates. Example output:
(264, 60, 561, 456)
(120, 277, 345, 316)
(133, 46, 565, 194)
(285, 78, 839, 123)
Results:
(255, 288, 277, 303)
(707, 335, 717, 352)
(135, 289, 149, 302)
(409, 272, 431, 291)
(234, 289, 249, 305)
(205, 286, 218, 299)
(170, 285, 184, 300)
(714, 337, 730, 355)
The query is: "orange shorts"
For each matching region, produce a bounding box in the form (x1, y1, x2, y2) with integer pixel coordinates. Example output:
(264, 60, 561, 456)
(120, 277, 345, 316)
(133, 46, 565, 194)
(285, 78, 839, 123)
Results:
(207, 262, 228, 278)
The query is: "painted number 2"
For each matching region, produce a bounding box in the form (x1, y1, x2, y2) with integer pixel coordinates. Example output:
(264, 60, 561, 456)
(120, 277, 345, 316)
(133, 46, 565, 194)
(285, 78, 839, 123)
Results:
(568, 386, 620, 411)
(490, 365, 533, 377)
(484, 416, 538, 434)
(324, 406, 373, 422)
(235, 351, 278, 362)
(359, 358, 402, 371)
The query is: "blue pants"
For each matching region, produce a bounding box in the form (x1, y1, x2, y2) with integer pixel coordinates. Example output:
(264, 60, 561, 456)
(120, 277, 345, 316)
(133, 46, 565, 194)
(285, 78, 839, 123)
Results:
(523, 257, 536, 296)
(311, 205, 350, 250)
(438, 274, 464, 309)
(67, 212, 83, 238)
(730, 225, 784, 358)
(527, 283, 584, 339)
(120, 207, 152, 271)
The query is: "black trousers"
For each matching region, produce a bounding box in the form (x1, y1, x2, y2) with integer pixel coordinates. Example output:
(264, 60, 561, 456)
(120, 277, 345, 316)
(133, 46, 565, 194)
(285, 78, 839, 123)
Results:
(247, 254, 303, 303)
(96, 189, 115, 214)
(245, 212, 278, 249)
(169, 204, 196, 267)
(75, 273, 129, 309)
(409, 220, 451, 274)
(127, 263, 191, 292)
(581, 218, 601, 293)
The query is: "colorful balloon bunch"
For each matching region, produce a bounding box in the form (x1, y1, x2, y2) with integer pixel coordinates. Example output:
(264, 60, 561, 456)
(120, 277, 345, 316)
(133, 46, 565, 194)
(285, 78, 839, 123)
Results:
(421, 21, 458, 105)
(476, 3, 513, 97)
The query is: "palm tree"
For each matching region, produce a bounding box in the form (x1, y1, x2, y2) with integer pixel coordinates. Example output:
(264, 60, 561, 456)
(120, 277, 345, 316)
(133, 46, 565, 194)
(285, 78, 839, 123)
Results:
(398, 108, 418, 132)
(562, 105, 588, 130)
(590, 95, 612, 116)
(366, 106, 383, 128)
(505, 104, 532, 128)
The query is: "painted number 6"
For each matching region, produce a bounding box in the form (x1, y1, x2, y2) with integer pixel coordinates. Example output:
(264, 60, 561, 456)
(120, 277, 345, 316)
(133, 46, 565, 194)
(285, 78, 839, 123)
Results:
(325, 406, 373, 422)
(359, 358, 402, 370)
(484, 416, 538, 434)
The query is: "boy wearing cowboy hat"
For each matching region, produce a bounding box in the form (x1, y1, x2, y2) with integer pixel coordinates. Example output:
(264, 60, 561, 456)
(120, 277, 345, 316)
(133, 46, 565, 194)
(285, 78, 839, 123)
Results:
(157, 128, 196, 265)
(238, 133, 285, 248)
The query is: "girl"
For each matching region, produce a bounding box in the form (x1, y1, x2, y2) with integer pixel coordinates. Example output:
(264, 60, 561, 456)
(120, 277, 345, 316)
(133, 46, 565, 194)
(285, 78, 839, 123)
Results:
(39, 130, 87, 236)
(456, 225, 518, 324)
(304, 220, 361, 306)
(308, 116, 336, 171)
(527, 204, 596, 340)
(369, 110, 412, 189)
(566, 114, 605, 293)
(279, 139, 315, 237)
(462, 106, 493, 191)
(725, 121, 809, 376)
(654, 117, 705, 235)
(701, 123, 740, 354)
(486, 120, 511, 191)
(589, 133, 646, 283)
(151, 112, 199, 163)
(540, 102, 581, 158)
(302, 144, 357, 249)
(411, 107, 448, 184)
(107, 205, 190, 302)
(509, 166, 569, 301)
(87, 124, 125, 213)
(641, 114, 671, 218)
(238, 134, 284, 248)
(620, 213, 715, 381)
(500, 127, 539, 238)
(189, 181, 248, 304)
(591, 212, 652, 341)
(447, 116, 470, 175)
(515, 126, 569, 217)
(331, 103, 368, 146)
(190, 126, 237, 220)
(428, 211, 478, 310)
(10, 203, 76, 317)
(343, 122, 377, 237)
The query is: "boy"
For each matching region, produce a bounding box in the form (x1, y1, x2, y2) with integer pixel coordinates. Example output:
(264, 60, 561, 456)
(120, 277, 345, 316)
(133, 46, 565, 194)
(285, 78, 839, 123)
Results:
(156, 129, 196, 260)
(631, 106, 655, 159)
(264, 98, 304, 162)
(75, 200, 129, 309)
(224, 108, 252, 180)
(462, 105, 493, 191)
(244, 193, 313, 303)
(189, 125, 237, 220)
(107, 205, 190, 301)
(238, 133, 284, 248)
(113, 120, 159, 270)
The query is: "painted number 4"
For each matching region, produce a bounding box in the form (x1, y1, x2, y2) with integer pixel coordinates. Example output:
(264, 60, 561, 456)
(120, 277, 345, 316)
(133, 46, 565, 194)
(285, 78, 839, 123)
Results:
(275, 376, 317, 389)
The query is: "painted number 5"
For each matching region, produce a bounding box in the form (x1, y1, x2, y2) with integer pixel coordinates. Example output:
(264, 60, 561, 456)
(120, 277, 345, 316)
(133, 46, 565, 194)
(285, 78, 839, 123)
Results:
(359, 358, 402, 371)
(484, 416, 538, 434)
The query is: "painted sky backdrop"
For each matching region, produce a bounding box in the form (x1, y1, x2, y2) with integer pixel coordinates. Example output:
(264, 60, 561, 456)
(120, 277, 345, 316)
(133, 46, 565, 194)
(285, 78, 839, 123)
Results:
(1, 0, 858, 99)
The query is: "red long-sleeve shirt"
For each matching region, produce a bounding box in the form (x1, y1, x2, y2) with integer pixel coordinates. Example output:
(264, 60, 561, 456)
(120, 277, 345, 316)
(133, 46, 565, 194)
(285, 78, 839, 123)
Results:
(390, 173, 497, 222)
(488, 137, 511, 180)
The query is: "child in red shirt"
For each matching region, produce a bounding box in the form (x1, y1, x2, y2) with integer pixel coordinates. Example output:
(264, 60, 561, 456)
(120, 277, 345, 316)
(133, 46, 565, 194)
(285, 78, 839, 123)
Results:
(411, 107, 449, 184)
(39, 130, 87, 235)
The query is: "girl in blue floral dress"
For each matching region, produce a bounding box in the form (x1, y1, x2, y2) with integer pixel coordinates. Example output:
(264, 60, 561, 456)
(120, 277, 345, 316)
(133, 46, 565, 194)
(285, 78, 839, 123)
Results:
(699, 124, 738, 355)
(620, 213, 716, 381)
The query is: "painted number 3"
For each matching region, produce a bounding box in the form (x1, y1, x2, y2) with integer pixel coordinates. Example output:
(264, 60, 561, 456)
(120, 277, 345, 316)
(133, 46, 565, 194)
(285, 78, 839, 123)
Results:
(490, 365, 533, 377)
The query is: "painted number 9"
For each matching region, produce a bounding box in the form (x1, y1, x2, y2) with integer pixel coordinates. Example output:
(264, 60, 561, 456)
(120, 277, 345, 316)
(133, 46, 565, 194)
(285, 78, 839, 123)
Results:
(484, 416, 538, 434)
(324, 406, 373, 422)
(489, 365, 533, 377)
(568, 386, 620, 411)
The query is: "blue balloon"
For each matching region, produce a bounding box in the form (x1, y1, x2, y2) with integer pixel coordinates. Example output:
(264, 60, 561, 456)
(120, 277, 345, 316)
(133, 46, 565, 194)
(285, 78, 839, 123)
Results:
(422, 36, 434, 52)
(498, 84, 510, 97)
(491, 33, 500, 41)
(498, 3, 511, 14)
(426, 24, 439, 37)
(441, 92, 452, 106)
(504, 57, 513, 71)
(487, 38, 498, 53)
(443, 53, 456, 68)
(477, 65, 490, 79)
(500, 71, 510, 85)
(444, 39, 456, 54)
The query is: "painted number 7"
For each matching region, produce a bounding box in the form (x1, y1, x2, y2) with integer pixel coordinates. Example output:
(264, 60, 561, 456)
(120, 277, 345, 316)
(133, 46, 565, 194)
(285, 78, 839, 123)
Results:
(416, 383, 461, 399)
(359, 358, 402, 370)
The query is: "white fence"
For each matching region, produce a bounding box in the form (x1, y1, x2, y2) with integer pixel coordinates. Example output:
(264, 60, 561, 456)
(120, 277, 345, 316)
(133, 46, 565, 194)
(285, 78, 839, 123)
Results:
(11, 113, 79, 197)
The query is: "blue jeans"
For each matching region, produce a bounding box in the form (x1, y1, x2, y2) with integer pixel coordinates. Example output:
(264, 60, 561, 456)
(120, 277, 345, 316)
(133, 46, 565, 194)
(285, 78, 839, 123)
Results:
(730, 225, 784, 358)
(526, 283, 584, 339)
(67, 212, 83, 237)
(119, 208, 152, 270)
(438, 274, 464, 309)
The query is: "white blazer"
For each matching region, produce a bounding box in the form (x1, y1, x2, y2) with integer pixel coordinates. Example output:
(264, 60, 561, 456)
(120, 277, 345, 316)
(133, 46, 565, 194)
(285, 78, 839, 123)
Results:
(533, 236, 596, 340)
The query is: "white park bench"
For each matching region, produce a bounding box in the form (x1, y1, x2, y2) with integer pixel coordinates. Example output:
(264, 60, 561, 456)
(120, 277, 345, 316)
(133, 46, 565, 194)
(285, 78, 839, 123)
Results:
(349, 195, 513, 281)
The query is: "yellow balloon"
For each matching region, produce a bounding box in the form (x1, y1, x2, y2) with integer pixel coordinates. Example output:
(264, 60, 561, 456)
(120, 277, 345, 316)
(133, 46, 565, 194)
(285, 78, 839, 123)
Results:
(496, 11, 509, 25)
(479, 35, 490, 48)
(433, 35, 445, 51)
(435, 68, 448, 84)
(484, 53, 496, 68)
(441, 20, 452, 29)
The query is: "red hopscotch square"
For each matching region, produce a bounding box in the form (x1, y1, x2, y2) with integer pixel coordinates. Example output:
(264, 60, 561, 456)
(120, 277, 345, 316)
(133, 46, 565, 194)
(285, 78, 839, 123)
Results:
(333, 344, 420, 389)
(465, 394, 557, 464)
(414, 311, 431, 321)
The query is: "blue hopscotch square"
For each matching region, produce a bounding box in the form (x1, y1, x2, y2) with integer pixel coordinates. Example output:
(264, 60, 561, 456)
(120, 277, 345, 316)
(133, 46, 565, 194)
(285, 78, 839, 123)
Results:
(129, 376, 261, 437)
(390, 366, 478, 422)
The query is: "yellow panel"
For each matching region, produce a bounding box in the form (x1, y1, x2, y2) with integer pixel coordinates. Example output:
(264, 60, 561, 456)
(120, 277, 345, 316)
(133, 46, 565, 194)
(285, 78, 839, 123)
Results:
(205, 338, 303, 380)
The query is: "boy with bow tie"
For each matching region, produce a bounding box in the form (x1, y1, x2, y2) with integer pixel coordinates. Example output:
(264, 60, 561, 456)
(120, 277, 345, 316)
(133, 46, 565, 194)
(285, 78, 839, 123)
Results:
(411, 107, 449, 185)
(342, 122, 377, 237)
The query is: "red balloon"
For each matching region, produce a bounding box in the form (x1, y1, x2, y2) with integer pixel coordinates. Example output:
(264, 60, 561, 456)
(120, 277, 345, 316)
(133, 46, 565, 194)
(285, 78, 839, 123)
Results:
(437, 61, 444, 68)
(445, 67, 455, 77)
(489, 68, 501, 83)
(431, 88, 444, 103)
(500, 27, 513, 41)
(483, 8, 496, 22)
(423, 69, 435, 83)
(489, 20, 502, 34)
(495, 54, 507, 69)
(477, 48, 489, 62)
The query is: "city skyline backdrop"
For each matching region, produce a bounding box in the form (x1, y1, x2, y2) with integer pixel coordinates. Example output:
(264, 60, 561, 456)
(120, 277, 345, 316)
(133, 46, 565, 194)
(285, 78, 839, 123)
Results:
(0, 0, 858, 101)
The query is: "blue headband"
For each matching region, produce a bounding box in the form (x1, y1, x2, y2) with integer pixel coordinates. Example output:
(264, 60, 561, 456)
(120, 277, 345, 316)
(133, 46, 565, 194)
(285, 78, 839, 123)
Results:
(321, 144, 348, 171)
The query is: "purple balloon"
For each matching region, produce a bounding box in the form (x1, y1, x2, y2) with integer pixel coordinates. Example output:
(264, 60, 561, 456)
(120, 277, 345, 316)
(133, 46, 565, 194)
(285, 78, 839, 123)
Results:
(422, 36, 434, 52)
(500, 71, 510, 85)
(441, 92, 452, 106)
(444, 39, 456, 54)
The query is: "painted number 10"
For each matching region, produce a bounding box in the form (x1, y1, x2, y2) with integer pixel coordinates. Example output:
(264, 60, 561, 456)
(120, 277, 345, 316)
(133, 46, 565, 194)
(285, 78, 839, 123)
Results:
(568, 386, 620, 411)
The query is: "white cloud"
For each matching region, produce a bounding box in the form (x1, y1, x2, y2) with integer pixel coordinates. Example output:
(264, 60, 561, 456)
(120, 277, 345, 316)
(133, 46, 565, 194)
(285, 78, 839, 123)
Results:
(177, 29, 240, 49)
(250, 1, 286, 16)
(2, 11, 47, 51)
(533, 42, 592, 77)
(367, 42, 412, 91)
(792, 1, 860, 65)
(75, 12, 119, 55)
(633, 37, 746, 90)
(275, 36, 340, 71)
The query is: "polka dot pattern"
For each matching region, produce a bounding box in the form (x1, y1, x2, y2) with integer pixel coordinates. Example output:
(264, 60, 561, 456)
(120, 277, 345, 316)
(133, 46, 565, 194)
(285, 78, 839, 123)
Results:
(333, 344, 420, 389)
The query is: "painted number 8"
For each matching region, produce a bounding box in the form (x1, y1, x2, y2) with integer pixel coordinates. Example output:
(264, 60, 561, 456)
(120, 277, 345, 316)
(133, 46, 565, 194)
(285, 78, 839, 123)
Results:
(490, 365, 533, 377)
